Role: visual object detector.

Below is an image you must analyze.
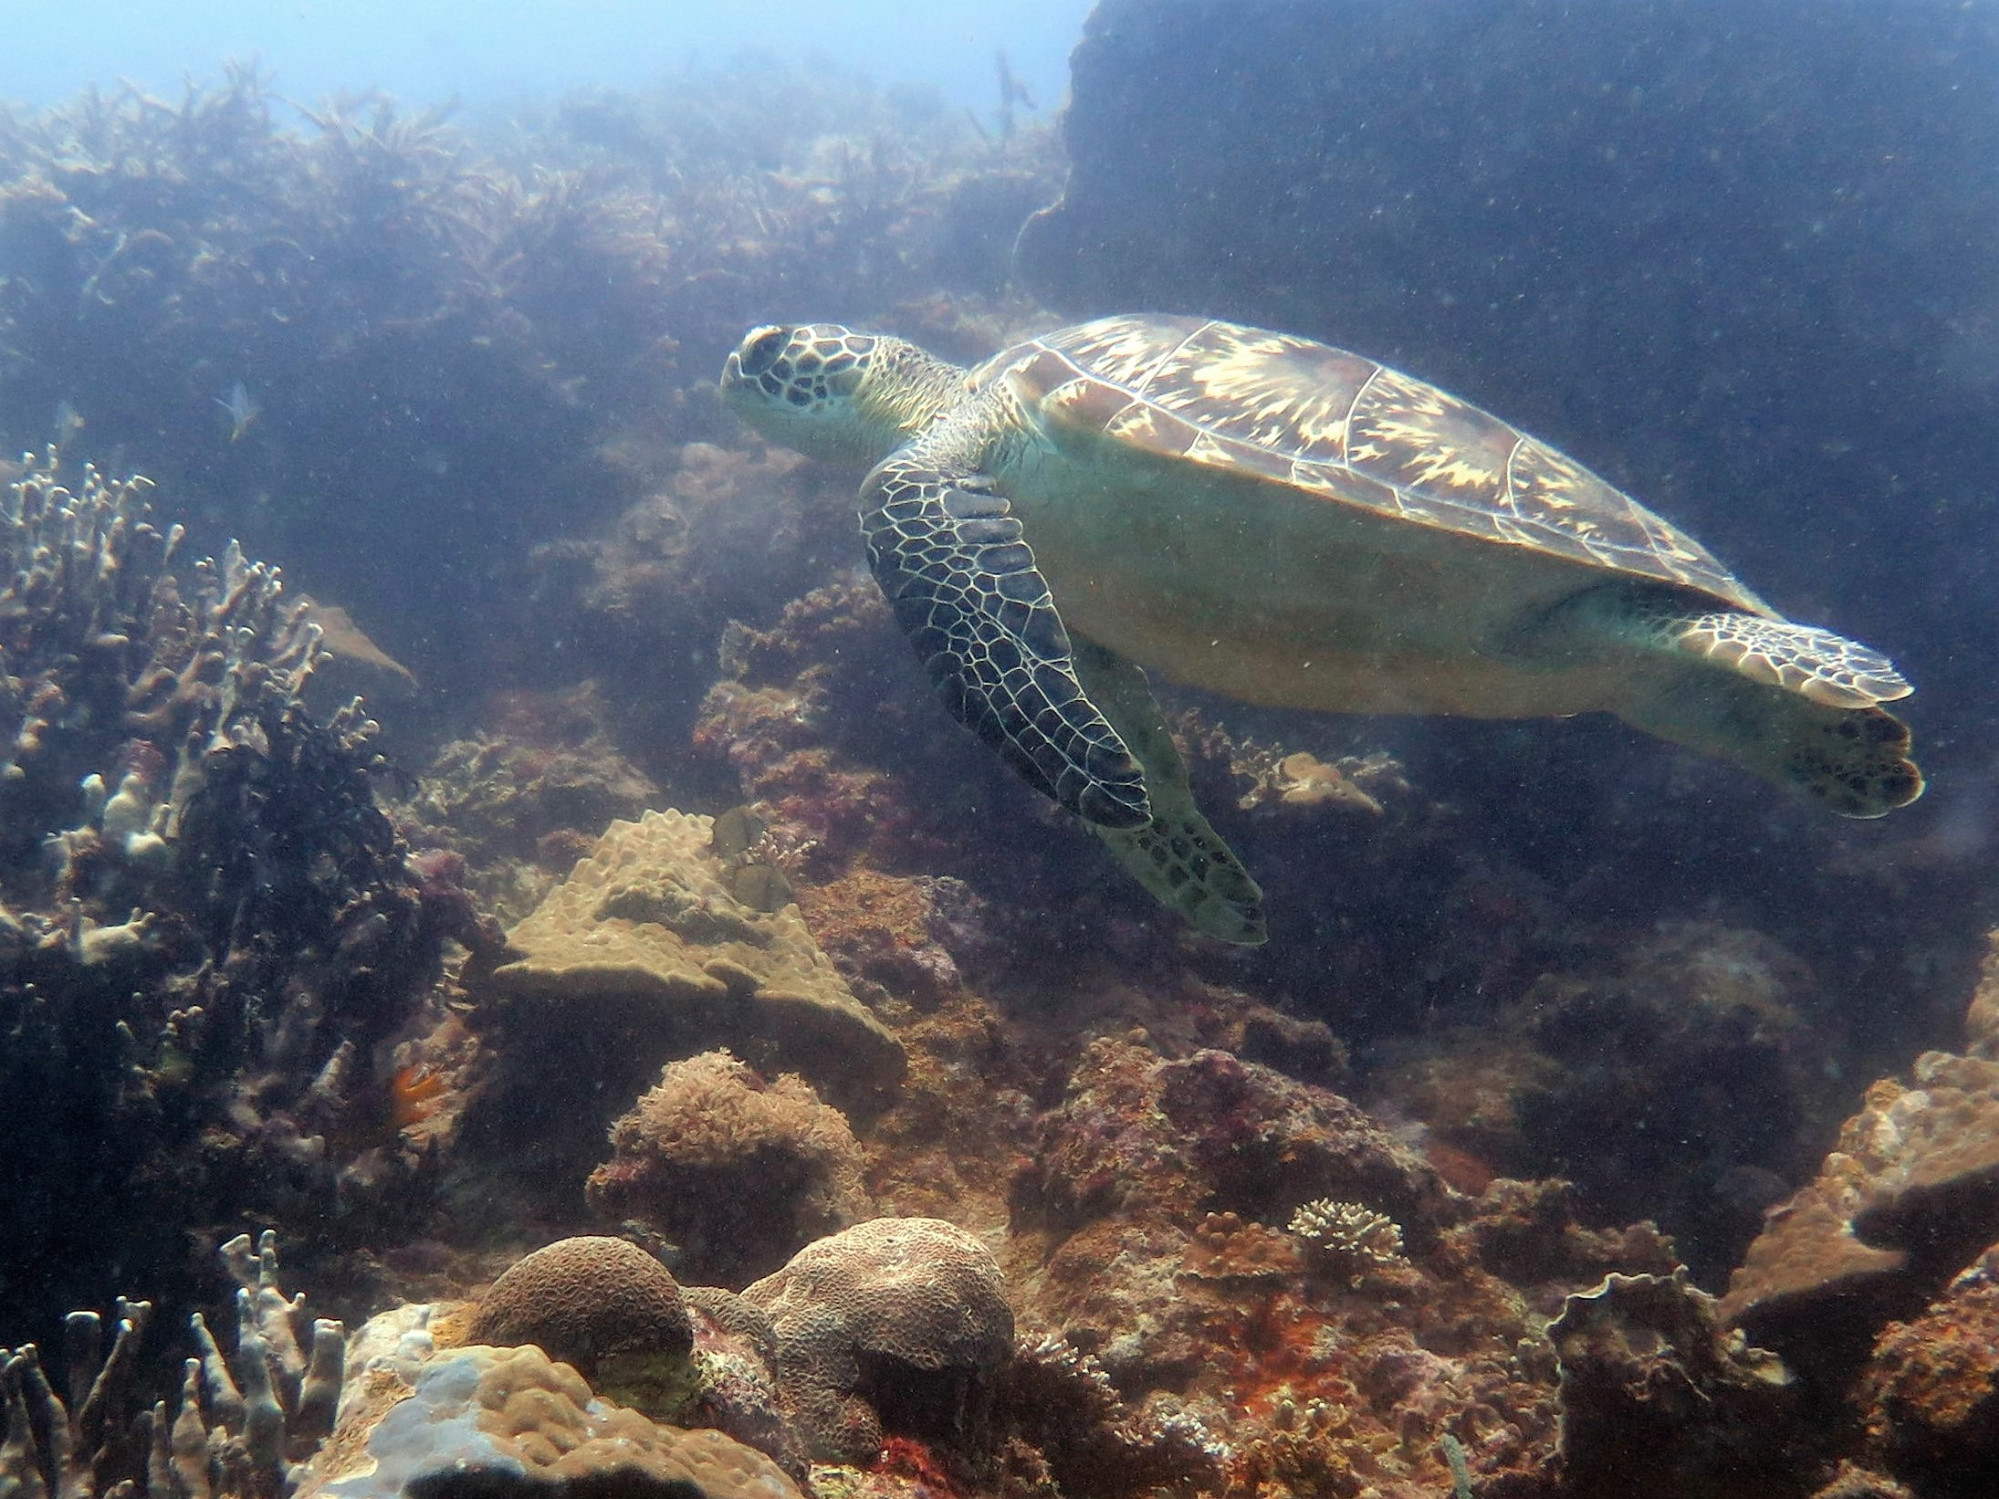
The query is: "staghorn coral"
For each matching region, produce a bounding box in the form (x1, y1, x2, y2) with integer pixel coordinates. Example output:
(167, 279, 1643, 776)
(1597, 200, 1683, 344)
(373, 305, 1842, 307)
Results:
(0, 454, 455, 1339)
(587, 1050, 872, 1287)
(467, 1237, 693, 1380)
(741, 1219, 1014, 1465)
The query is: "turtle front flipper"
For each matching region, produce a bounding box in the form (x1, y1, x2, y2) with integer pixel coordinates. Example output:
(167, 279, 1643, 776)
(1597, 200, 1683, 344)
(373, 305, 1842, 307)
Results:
(1072, 641, 1267, 945)
(861, 457, 1151, 828)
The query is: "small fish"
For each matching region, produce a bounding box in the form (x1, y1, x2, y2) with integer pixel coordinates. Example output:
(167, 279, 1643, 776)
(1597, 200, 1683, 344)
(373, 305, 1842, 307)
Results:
(52, 399, 84, 446)
(215, 381, 259, 442)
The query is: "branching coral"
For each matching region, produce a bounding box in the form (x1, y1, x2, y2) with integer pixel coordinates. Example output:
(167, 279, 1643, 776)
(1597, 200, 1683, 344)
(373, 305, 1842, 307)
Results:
(1287, 1199, 1409, 1284)
(0, 454, 456, 1339)
(0, 1231, 343, 1499)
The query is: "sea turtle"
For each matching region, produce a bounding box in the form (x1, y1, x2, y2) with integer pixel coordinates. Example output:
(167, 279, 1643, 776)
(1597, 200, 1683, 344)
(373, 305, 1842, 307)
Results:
(720, 315, 1922, 945)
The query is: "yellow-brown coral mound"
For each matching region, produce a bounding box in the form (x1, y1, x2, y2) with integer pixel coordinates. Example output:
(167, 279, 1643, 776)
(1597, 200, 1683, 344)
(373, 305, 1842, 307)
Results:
(297, 1342, 802, 1499)
(488, 809, 904, 1099)
(588, 1050, 871, 1286)
(468, 1236, 692, 1376)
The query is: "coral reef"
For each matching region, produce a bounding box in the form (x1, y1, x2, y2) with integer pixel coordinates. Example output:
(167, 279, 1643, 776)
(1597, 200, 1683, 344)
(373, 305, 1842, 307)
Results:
(293, 1342, 802, 1499)
(587, 1051, 872, 1286)
(466, 1237, 693, 1379)
(1, 23, 1992, 1499)
(1548, 1270, 1800, 1498)
(740, 1219, 1014, 1464)
(0, 455, 460, 1336)
(0, 1231, 342, 1499)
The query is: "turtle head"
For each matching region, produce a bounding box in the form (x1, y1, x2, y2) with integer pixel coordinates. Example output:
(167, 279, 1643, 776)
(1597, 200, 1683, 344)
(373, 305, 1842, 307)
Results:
(721, 323, 963, 462)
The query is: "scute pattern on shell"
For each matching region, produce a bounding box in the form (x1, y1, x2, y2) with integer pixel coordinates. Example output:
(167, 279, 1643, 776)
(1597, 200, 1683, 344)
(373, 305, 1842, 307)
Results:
(990, 314, 1764, 610)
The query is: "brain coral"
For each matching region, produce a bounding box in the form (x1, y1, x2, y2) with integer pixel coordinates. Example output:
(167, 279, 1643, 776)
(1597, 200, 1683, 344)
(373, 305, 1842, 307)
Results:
(741, 1218, 1013, 1463)
(588, 1050, 872, 1286)
(467, 1236, 693, 1376)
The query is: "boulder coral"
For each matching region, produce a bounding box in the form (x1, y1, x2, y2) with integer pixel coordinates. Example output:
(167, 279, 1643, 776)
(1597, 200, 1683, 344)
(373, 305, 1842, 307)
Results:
(486, 808, 906, 1103)
(741, 1218, 1014, 1464)
(467, 1236, 694, 1378)
(588, 1050, 872, 1287)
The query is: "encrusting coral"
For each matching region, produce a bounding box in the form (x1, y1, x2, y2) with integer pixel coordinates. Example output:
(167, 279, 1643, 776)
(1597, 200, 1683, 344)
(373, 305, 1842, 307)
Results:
(587, 1050, 873, 1286)
(292, 1342, 803, 1499)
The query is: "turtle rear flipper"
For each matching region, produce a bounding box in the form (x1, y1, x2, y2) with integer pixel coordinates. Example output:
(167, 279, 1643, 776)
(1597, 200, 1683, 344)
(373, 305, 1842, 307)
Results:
(1549, 587, 1923, 817)
(1073, 641, 1267, 945)
(861, 456, 1152, 828)
(1624, 676, 1922, 818)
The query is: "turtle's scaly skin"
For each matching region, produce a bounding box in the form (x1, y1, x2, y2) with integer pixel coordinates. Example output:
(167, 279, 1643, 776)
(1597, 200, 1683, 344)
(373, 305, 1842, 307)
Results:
(721, 315, 1922, 943)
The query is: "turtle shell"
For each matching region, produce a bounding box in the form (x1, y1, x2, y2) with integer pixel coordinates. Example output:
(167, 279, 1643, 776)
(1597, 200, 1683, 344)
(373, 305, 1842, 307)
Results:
(984, 315, 1768, 614)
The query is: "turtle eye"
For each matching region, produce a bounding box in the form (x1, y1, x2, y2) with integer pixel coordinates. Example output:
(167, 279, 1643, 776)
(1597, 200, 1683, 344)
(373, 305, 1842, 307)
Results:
(739, 327, 790, 377)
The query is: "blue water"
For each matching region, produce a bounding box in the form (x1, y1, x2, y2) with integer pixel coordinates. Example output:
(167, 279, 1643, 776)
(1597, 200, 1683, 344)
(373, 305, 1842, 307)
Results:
(0, 0, 1092, 114)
